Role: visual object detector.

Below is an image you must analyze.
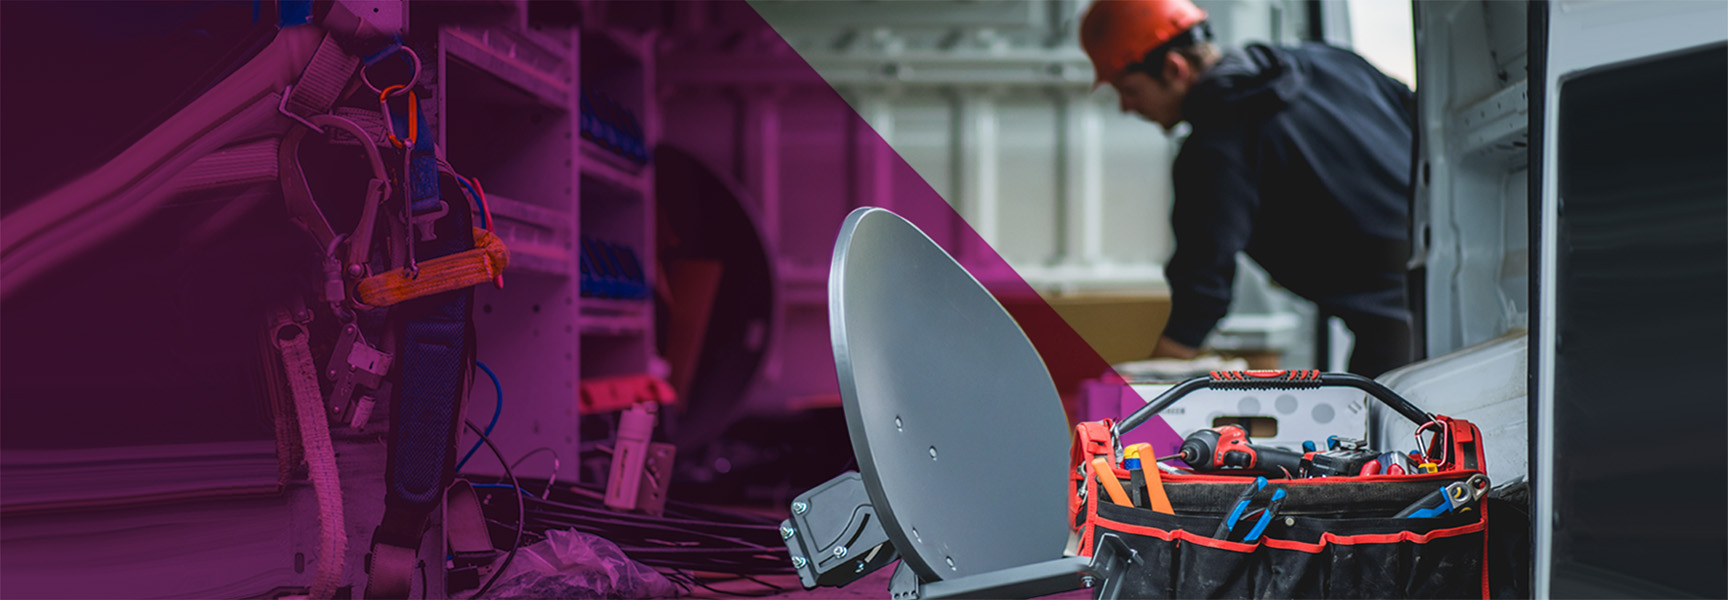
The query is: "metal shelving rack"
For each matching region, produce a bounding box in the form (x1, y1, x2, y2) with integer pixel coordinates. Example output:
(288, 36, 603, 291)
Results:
(575, 26, 659, 379)
(436, 9, 661, 486)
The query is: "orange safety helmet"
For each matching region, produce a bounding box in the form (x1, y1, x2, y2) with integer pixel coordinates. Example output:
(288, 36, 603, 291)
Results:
(1080, 0, 1209, 86)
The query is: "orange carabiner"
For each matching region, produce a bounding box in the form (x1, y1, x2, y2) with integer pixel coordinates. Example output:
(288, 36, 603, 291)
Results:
(380, 84, 418, 149)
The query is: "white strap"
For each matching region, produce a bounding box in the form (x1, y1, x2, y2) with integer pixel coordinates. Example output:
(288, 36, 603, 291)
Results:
(284, 35, 361, 122)
(0, 26, 326, 300)
(169, 138, 282, 195)
(329, 106, 394, 148)
(273, 310, 348, 600)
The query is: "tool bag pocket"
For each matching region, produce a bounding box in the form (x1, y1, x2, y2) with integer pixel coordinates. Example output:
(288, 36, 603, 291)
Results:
(1079, 476, 1489, 599)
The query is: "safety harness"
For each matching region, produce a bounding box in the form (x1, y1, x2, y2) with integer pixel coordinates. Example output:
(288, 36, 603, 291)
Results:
(268, 25, 504, 600)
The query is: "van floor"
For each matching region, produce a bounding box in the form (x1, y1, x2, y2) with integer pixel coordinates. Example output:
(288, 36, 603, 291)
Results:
(683, 564, 1094, 599)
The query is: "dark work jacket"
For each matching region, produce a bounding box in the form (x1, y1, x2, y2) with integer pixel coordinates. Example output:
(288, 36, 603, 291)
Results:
(1161, 43, 1415, 348)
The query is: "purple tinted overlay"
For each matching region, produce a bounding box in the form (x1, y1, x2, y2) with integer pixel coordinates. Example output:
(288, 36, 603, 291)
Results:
(657, 0, 1148, 422)
(0, 1, 1166, 597)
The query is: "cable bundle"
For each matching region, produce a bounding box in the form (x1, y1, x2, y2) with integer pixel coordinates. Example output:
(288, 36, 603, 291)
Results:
(468, 478, 796, 596)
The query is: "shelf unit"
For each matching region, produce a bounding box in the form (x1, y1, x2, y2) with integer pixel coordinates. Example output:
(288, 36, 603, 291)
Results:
(436, 16, 661, 485)
(577, 25, 660, 383)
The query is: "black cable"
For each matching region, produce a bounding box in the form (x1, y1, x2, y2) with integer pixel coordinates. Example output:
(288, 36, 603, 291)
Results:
(463, 475, 798, 579)
(481, 494, 786, 553)
(466, 419, 524, 599)
(519, 513, 780, 550)
(681, 572, 789, 598)
(552, 479, 783, 525)
(739, 574, 785, 592)
(688, 580, 782, 598)
(518, 493, 783, 533)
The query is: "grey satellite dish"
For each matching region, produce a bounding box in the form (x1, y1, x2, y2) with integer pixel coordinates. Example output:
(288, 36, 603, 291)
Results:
(780, 207, 1133, 599)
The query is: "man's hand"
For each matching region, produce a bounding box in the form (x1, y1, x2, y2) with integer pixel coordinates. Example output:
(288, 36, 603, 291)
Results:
(1149, 336, 1200, 360)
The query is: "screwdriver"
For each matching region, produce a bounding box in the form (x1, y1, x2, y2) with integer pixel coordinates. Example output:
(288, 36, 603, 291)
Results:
(1126, 443, 1175, 514)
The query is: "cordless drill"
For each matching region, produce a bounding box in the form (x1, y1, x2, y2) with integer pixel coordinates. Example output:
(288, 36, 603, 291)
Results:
(1170, 425, 1306, 478)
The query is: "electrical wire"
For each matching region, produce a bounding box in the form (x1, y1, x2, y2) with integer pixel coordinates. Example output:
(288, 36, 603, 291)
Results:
(455, 361, 502, 472)
(663, 570, 788, 598)
(464, 419, 523, 600)
(449, 172, 491, 231)
(509, 446, 562, 499)
(468, 176, 495, 233)
(463, 481, 796, 577)
(436, 160, 502, 289)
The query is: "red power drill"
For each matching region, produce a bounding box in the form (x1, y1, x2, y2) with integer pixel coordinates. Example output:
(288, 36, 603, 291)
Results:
(1168, 425, 1306, 478)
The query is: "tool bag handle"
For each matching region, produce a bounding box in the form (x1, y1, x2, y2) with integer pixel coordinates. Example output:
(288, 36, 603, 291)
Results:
(1115, 371, 1434, 435)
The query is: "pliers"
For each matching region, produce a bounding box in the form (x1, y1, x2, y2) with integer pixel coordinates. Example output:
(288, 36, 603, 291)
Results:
(1395, 473, 1491, 518)
(1214, 477, 1288, 542)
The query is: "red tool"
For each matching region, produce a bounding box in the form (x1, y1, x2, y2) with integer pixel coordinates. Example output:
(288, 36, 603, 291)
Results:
(1166, 425, 1306, 478)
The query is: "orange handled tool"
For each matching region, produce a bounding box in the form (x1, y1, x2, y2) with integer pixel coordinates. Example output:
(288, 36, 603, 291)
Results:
(1126, 444, 1175, 514)
(1090, 457, 1134, 507)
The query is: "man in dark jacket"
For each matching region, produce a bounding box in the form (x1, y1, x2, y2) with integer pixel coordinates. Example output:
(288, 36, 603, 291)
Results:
(1081, 0, 1416, 377)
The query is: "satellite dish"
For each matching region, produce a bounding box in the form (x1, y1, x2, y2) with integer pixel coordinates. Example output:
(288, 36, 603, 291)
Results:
(828, 207, 1071, 581)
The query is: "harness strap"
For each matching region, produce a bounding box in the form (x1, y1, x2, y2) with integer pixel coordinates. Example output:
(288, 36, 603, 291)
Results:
(169, 138, 282, 195)
(367, 100, 475, 600)
(445, 481, 500, 563)
(272, 310, 348, 600)
(357, 228, 509, 307)
(283, 34, 361, 125)
(329, 106, 394, 147)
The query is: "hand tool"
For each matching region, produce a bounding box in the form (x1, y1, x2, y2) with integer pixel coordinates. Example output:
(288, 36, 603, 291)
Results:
(1241, 488, 1287, 542)
(1214, 477, 1268, 539)
(1170, 425, 1305, 477)
(1091, 457, 1134, 507)
(1302, 437, 1380, 477)
(1394, 473, 1491, 518)
(1125, 444, 1174, 514)
(1123, 445, 1147, 508)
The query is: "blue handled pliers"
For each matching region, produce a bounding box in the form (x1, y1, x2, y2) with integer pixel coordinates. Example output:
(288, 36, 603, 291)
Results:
(1214, 477, 1288, 542)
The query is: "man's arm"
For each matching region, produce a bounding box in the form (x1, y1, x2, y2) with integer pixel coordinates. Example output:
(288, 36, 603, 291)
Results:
(1157, 136, 1263, 356)
(1150, 335, 1200, 359)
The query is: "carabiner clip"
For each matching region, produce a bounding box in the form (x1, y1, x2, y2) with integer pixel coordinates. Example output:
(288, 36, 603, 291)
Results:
(380, 85, 418, 149)
(1414, 419, 1451, 467)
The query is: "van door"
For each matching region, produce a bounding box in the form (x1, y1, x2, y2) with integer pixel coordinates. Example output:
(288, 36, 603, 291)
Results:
(1531, 1, 1727, 597)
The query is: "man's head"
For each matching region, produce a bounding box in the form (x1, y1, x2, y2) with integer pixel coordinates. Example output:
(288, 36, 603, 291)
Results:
(1080, 0, 1219, 130)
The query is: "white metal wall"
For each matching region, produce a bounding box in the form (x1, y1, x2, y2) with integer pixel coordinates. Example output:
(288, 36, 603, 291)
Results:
(662, 0, 1430, 410)
(752, 0, 1315, 293)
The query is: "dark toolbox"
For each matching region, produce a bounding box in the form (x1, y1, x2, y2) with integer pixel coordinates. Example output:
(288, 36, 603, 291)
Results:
(1070, 370, 1494, 599)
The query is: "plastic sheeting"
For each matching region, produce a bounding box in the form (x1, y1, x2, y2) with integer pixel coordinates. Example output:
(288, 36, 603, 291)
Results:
(480, 529, 679, 599)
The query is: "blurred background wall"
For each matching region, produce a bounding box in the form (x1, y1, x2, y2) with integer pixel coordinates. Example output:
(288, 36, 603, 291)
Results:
(647, 0, 1415, 415)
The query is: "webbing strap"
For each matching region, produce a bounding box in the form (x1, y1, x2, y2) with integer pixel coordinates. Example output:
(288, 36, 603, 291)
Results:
(357, 228, 509, 307)
(284, 35, 360, 122)
(370, 106, 473, 600)
(329, 106, 392, 147)
(388, 108, 467, 507)
(169, 138, 281, 195)
(273, 311, 348, 599)
(389, 98, 444, 216)
(444, 481, 498, 558)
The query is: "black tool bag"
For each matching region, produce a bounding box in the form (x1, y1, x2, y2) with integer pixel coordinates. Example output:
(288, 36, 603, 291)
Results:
(1070, 371, 1492, 599)
(1080, 474, 1488, 598)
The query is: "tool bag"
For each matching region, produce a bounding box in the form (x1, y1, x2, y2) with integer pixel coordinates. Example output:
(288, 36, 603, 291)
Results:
(1070, 371, 1491, 599)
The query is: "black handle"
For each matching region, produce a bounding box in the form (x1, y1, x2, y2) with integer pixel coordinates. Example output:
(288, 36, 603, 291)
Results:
(1115, 370, 1434, 435)
(1253, 445, 1307, 477)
